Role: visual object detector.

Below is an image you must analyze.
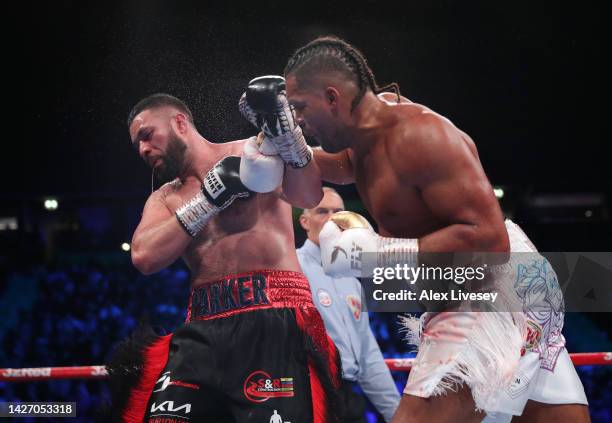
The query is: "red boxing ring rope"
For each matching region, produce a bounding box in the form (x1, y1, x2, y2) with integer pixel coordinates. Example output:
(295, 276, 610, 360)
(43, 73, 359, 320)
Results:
(384, 352, 612, 372)
(1, 352, 610, 382)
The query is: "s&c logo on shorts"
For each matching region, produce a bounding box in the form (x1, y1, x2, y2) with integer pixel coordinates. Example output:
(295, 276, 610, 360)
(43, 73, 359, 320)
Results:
(243, 370, 294, 403)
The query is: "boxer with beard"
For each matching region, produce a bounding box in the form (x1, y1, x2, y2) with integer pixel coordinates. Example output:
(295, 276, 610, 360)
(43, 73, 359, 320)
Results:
(104, 93, 342, 423)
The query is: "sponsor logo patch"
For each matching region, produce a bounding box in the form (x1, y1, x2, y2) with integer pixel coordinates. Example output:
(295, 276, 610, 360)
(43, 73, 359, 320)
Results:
(243, 370, 294, 403)
(204, 168, 226, 199)
(331, 246, 347, 263)
(149, 400, 192, 417)
(346, 294, 362, 321)
(521, 319, 543, 356)
(350, 241, 363, 270)
(269, 409, 289, 423)
(1, 367, 51, 378)
(505, 368, 531, 399)
(317, 289, 332, 307)
(154, 372, 199, 393)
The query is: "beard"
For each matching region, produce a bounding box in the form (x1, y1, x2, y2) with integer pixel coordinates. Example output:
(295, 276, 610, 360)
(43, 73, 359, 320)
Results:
(154, 131, 188, 183)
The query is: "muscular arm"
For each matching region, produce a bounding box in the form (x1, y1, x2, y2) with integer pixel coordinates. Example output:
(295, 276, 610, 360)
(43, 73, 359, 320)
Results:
(131, 189, 191, 275)
(282, 160, 323, 209)
(313, 147, 355, 185)
(281, 148, 354, 207)
(390, 115, 509, 253)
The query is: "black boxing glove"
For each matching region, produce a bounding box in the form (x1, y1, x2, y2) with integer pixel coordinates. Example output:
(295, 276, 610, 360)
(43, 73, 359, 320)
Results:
(176, 156, 252, 237)
(202, 156, 252, 208)
(244, 76, 286, 119)
(239, 75, 312, 168)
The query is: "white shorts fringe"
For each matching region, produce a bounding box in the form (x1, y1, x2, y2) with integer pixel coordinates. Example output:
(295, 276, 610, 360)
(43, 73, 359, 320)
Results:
(402, 311, 526, 412)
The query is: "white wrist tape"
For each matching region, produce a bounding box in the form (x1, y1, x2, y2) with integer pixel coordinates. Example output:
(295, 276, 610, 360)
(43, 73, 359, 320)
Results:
(376, 236, 419, 267)
(272, 126, 313, 168)
(175, 191, 219, 237)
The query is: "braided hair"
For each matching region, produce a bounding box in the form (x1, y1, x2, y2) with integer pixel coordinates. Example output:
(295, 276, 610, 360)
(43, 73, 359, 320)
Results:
(284, 36, 401, 111)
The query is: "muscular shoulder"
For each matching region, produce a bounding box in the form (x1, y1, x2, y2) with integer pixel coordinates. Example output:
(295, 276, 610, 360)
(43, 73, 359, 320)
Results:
(221, 138, 248, 156)
(385, 109, 470, 182)
(143, 179, 183, 212)
(157, 179, 182, 197)
(398, 108, 457, 145)
(377, 91, 411, 104)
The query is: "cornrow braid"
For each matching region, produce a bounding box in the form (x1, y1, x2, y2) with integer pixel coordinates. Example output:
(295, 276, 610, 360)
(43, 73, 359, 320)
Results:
(284, 36, 401, 110)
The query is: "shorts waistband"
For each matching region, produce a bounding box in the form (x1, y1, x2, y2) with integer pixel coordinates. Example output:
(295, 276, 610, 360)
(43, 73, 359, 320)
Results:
(187, 269, 314, 322)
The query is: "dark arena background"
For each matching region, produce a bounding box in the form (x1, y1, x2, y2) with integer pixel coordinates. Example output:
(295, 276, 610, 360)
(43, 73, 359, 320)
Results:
(1, 1, 610, 422)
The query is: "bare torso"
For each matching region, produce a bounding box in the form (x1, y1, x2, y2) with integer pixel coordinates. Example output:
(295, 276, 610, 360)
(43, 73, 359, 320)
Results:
(351, 94, 483, 239)
(351, 128, 443, 238)
(155, 140, 301, 288)
(312, 92, 505, 253)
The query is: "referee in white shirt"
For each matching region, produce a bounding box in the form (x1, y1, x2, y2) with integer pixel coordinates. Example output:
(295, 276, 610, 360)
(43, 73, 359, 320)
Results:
(296, 187, 400, 422)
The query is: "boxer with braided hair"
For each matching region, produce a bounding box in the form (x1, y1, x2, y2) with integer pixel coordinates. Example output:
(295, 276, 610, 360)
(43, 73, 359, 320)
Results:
(284, 36, 400, 111)
(276, 36, 589, 422)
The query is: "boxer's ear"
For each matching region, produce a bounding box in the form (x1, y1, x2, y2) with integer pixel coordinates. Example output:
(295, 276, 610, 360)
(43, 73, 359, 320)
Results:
(173, 113, 189, 134)
(324, 87, 339, 106)
(299, 213, 310, 232)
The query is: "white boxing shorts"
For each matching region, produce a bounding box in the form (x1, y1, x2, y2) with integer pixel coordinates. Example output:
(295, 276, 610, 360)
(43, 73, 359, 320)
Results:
(482, 221, 588, 421)
(401, 220, 587, 415)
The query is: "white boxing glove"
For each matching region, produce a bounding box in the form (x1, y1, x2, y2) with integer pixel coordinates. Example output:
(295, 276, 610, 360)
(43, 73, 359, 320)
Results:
(239, 134, 284, 193)
(319, 211, 377, 278)
(319, 211, 419, 278)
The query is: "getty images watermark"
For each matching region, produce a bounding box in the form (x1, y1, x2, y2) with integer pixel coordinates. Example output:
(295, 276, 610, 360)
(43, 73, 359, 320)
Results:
(354, 252, 612, 313)
(371, 263, 497, 303)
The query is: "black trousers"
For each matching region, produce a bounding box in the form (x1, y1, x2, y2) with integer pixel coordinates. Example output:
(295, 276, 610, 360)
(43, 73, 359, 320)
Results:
(340, 380, 367, 423)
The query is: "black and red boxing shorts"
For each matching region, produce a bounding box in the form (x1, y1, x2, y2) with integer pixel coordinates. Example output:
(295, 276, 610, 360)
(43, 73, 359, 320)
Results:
(111, 270, 342, 423)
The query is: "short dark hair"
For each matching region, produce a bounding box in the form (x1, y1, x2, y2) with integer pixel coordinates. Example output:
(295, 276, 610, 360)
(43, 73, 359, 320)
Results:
(301, 187, 343, 216)
(284, 36, 400, 111)
(127, 93, 194, 127)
